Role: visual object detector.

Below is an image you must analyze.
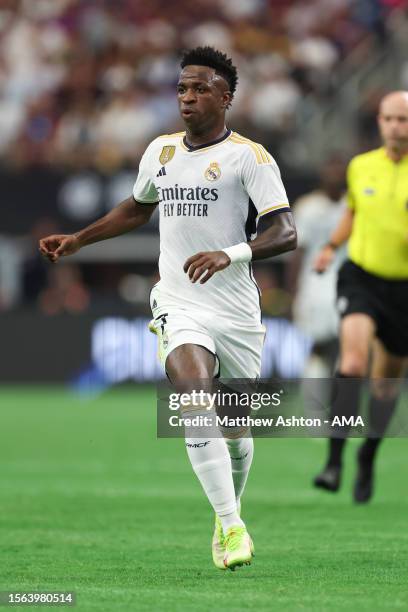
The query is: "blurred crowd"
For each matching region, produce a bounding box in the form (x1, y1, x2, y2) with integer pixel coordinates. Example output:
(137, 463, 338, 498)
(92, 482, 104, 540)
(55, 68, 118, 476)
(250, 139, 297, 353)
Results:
(0, 0, 406, 317)
(0, 0, 398, 172)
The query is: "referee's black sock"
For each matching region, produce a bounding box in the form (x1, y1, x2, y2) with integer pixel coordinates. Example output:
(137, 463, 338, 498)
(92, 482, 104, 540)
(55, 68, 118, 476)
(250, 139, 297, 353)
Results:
(360, 394, 399, 461)
(327, 372, 363, 468)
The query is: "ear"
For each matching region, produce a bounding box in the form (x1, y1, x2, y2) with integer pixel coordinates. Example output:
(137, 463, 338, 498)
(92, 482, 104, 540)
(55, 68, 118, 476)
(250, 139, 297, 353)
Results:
(221, 91, 232, 110)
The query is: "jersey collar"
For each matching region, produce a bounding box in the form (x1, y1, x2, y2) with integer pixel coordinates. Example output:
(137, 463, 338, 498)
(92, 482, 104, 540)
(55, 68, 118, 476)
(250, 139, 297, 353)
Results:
(182, 129, 232, 152)
(382, 146, 408, 164)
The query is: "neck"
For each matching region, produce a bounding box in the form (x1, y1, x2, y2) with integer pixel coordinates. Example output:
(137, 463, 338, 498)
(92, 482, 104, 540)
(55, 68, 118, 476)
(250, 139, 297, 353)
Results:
(185, 123, 227, 147)
(324, 185, 343, 201)
(385, 144, 408, 162)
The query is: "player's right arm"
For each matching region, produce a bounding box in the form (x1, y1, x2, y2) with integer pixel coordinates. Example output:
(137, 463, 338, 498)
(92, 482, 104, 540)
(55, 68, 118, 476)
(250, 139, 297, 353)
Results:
(40, 141, 159, 263)
(39, 197, 158, 263)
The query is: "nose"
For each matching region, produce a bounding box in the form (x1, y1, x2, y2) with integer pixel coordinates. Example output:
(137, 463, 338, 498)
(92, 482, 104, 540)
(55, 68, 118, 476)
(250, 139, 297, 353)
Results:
(389, 119, 400, 130)
(181, 88, 196, 104)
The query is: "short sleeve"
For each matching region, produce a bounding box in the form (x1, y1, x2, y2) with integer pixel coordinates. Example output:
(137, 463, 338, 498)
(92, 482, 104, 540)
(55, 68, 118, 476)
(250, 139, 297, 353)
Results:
(132, 147, 159, 204)
(346, 159, 356, 211)
(241, 145, 290, 218)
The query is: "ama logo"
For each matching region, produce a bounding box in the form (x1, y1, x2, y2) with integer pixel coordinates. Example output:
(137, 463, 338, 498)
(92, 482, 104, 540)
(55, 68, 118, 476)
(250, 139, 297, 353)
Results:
(331, 416, 364, 426)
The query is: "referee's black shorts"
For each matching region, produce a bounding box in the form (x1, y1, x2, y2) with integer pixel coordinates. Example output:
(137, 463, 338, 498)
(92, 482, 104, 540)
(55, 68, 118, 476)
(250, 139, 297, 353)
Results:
(337, 260, 408, 357)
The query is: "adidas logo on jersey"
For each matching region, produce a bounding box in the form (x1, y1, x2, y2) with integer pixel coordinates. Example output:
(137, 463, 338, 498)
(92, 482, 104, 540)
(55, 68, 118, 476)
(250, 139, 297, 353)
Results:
(156, 167, 167, 177)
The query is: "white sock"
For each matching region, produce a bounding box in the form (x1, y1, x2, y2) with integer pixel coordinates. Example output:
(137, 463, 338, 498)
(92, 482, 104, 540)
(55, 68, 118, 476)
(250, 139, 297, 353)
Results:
(219, 509, 245, 531)
(185, 436, 243, 528)
(225, 436, 254, 501)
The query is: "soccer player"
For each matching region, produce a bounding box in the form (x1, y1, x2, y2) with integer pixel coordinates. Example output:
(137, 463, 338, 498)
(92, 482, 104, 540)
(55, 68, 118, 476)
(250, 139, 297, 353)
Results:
(39, 47, 296, 569)
(290, 156, 347, 378)
(313, 91, 408, 503)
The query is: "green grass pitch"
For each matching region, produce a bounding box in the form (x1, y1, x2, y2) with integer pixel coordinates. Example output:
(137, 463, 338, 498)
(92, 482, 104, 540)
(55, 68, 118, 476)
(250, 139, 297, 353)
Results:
(1, 386, 407, 611)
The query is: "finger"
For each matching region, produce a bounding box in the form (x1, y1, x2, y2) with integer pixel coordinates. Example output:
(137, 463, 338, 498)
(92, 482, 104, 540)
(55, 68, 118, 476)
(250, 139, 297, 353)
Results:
(184, 255, 198, 273)
(190, 264, 204, 282)
(39, 247, 53, 260)
(199, 269, 214, 284)
(44, 252, 58, 263)
(40, 241, 56, 255)
(191, 265, 209, 283)
(188, 258, 206, 280)
(186, 261, 196, 279)
(39, 240, 55, 254)
(183, 253, 203, 273)
(42, 238, 62, 254)
(55, 241, 67, 256)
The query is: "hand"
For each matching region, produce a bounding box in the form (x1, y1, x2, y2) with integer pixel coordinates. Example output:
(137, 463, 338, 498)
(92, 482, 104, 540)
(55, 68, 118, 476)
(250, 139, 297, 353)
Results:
(39, 234, 81, 263)
(183, 250, 231, 284)
(313, 245, 335, 274)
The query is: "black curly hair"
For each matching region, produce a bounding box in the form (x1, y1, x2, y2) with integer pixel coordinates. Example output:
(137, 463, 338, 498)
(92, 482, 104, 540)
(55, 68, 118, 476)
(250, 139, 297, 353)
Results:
(180, 46, 238, 100)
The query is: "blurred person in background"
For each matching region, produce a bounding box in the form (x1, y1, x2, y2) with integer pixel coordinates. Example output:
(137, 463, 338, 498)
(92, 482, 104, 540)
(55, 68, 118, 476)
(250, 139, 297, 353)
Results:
(0, 233, 23, 310)
(38, 263, 90, 316)
(256, 267, 292, 319)
(313, 91, 408, 503)
(289, 155, 347, 378)
(22, 218, 59, 305)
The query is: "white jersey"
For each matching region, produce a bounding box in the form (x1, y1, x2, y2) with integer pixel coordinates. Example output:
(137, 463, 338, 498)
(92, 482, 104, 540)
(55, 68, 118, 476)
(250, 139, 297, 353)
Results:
(133, 129, 290, 322)
(293, 190, 346, 341)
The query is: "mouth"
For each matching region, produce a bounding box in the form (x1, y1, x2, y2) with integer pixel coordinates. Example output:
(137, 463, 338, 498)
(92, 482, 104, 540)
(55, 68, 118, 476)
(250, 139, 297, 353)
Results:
(181, 108, 195, 117)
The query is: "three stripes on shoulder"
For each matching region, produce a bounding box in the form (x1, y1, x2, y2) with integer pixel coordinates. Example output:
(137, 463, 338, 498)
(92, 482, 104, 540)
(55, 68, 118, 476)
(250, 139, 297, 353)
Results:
(230, 133, 272, 165)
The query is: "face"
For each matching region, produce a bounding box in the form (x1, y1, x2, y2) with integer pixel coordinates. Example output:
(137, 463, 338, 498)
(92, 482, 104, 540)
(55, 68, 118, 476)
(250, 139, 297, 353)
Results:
(320, 158, 346, 190)
(177, 65, 231, 131)
(378, 93, 408, 152)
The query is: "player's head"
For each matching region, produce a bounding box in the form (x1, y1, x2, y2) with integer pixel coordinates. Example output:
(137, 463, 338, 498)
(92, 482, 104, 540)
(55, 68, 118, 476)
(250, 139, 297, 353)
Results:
(178, 47, 238, 131)
(378, 91, 408, 153)
(320, 154, 346, 198)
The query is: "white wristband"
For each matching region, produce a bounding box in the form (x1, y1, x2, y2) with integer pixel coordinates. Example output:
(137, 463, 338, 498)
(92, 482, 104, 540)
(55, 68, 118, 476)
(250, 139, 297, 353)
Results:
(222, 242, 252, 263)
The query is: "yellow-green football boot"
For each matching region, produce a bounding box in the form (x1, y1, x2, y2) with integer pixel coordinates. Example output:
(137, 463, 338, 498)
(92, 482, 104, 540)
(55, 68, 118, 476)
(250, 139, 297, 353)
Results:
(212, 514, 226, 570)
(223, 526, 254, 570)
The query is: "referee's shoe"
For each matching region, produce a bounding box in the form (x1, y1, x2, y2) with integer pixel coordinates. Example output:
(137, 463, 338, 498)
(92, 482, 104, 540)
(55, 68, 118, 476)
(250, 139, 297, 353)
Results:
(353, 444, 375, 503)
(313, 465, 341, 492)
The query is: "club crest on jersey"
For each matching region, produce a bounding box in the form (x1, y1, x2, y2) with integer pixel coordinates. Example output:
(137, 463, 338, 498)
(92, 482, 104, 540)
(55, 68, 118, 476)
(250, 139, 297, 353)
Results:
(159, 146, 175, 165)
(205, 162, 221, 181)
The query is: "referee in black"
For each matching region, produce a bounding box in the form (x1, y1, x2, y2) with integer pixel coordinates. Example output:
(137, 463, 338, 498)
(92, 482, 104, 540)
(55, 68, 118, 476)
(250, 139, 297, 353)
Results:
(312, 91, 408, 503)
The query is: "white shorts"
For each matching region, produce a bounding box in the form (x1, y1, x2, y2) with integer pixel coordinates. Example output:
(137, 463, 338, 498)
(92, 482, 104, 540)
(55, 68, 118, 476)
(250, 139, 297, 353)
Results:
(149, 284, 266, 379)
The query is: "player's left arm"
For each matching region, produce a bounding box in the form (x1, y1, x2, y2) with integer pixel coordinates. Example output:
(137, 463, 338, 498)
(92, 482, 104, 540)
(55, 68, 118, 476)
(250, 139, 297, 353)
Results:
(184, 212, 296, 284)
(247, 210, 296, 260)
